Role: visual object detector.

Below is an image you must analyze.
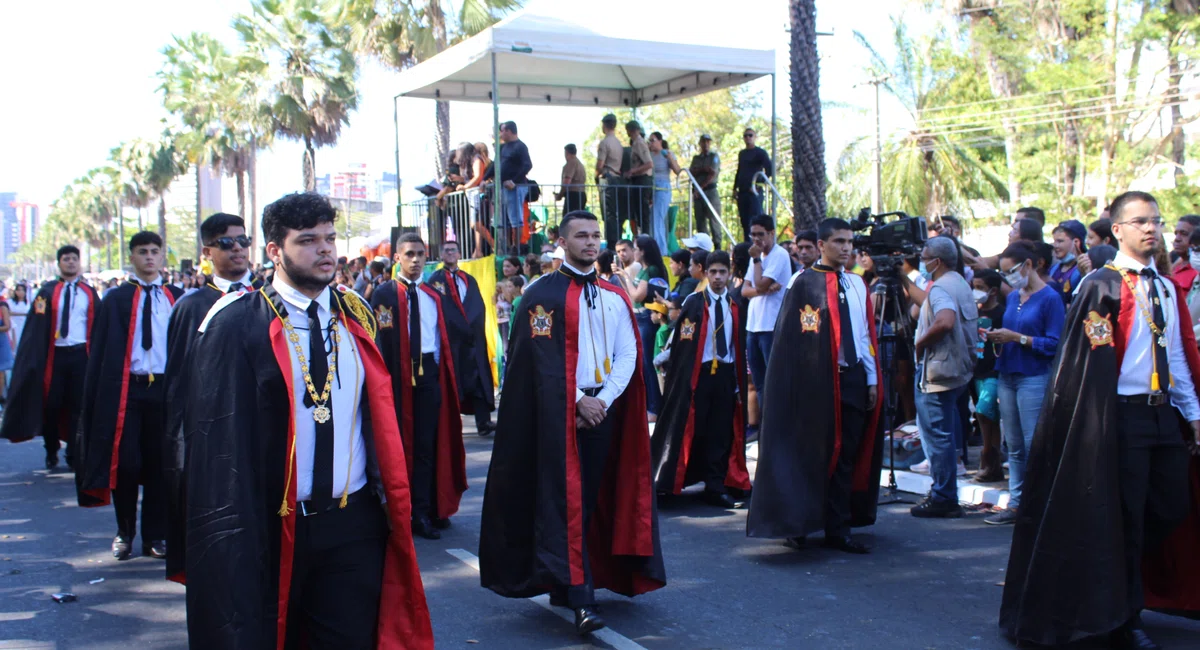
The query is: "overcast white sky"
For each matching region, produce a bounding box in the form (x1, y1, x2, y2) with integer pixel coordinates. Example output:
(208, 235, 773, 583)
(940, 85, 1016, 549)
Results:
(0, 0, 925, 213)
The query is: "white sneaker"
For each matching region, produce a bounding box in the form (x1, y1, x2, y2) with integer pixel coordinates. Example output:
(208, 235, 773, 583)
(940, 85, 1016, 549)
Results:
(909, 459, 930, 474)
(957, 461, 968, 477)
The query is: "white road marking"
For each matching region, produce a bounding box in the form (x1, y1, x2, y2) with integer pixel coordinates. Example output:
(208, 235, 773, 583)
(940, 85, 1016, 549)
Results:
(445, 548, 649, 650)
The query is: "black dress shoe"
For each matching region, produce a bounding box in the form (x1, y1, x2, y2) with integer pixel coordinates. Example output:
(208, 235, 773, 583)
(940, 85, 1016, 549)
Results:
(45, 451, 58, 471)
(411, 517, 441, 540)
(574, 607, 605, 635)
(548, 590, 568, 608)
(432, 517, 451, 530)
(783, 536, 806, 550)
(112, 535, 132, 561)
(701, 490, 737, 509)
(477, 423, 495, 437)
(822, 535, 870, 555)
(1110, 623, 1162, 650)
(142, 540, 167, 559)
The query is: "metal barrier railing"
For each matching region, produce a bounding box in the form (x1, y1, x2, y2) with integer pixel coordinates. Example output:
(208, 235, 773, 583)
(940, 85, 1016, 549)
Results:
(755, 171, 794, 222)
(678, 172, 737, 245)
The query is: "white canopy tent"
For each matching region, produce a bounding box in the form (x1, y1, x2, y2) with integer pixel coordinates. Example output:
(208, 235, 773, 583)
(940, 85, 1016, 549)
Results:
(391, 0, 779, 230)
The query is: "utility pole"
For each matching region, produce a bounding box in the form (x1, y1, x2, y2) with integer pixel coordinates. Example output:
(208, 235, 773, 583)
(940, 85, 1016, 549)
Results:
(855, 75, 891, 215)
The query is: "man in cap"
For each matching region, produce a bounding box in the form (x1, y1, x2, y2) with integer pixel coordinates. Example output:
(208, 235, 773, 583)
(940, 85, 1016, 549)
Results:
(733, 127, 774, 241)
(624, 120, 654, 242)
(689, 135, 722, 249)
(596, 114, 627, 249)
(681, 233, 715, 254)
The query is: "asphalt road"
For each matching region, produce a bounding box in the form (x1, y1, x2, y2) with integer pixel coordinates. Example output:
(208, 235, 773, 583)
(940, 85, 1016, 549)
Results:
(2, 431, 1198, 650)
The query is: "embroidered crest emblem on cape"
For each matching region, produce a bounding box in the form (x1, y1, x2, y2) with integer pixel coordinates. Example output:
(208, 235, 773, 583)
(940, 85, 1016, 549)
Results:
(34, 296, 46, 314)
(375, 304, 393, 329)
(432, 280, 447, 295)
(1084, 310, 1113, 349)
(800, 304, 820, 333)
(680, 318, 696, 341)
(530, 305, 554, 337)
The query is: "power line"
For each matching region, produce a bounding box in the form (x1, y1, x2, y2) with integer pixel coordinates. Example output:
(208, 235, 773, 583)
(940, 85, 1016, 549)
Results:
(911, 96, 1196, 139)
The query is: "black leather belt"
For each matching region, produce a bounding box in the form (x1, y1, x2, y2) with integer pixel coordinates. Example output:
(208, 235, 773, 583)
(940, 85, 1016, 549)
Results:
(838, 362, 864, 374)
(298, 488, 371, 517)
(581, 387, 602, 397)
(1117, 393, 1171, 407)
(129, 373, 164, 385)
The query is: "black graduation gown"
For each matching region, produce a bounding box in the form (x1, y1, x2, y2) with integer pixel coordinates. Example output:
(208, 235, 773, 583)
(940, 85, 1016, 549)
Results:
(479, 271, 667, 599)
(1000, 268, 1200, 645)
(428, 267, 495, 414)
(0, 279, 98, 444)
(746, 268, 885, 539)
(163, 283, 228, 581)
(180, 283, 433, 649)
(650, 291, 751, 495)
(75, 281, 183, 507)
(369, 279, 467, 519)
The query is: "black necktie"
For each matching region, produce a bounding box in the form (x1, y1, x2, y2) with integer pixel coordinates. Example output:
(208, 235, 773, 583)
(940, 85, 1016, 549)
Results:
(141, 285, 155, 351)
(562, 267, 599, 308)
(713, 295, 728, 360)
(407, 281, 422, 366)
(306, 301, 334, 505)
(1140, 268, 1170, 392)
(227, 282, 244, 293)
(59, 282, 72, 339)
(837, 272, 858, 367)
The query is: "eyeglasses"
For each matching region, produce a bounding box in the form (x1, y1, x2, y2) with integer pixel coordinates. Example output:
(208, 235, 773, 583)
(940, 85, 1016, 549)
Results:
(743, 133, 755, 138)
(1116, 217, 1164, 229)
(207, 235, 251, 250)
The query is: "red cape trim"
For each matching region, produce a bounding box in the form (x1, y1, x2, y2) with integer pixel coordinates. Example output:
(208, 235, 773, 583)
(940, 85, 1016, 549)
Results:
(852, 291, 885, 491)
(268, 319, 299, 650)
(563, 281, 585, 585)
(105, 286, 140, 494)
(42, 282, 63, 400)
(824, 272, 843, 478)
(418, 283, 466, 519)
(673, 300, 708, 494)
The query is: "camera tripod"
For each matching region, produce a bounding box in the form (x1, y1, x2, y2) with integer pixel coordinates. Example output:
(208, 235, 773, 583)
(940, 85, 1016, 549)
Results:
(872, 272, 916, 506)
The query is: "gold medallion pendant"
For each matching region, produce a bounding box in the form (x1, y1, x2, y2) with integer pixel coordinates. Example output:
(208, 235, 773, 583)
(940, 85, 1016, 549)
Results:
(313, 404, 331, 424)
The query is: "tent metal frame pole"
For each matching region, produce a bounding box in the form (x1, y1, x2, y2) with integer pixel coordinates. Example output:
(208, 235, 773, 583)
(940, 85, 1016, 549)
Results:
(492, 51, 501, 255)
(770, 72, 778, 218)
(393, 93, 402, 228)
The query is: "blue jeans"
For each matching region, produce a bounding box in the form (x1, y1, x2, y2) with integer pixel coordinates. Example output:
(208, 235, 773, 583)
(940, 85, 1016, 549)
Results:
(652, 187, 671, 253)
(997, 372, 1049, 509)
(747, 331, 774, 406)
(636, 311, 661, 415)
(501, 184, 528, 229)
(915, 377, 966, 503)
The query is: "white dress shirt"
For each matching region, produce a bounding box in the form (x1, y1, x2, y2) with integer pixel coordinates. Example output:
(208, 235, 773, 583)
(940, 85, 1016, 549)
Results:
(698, 289, 734, 364)
(444, 268, 468, 301)
(746, 243, 792, 333)
(130, 277, 174, 375)
(1110, 253, 1200, 420)
(273, 279, 368, 502)
(211, 271, 254, 293)
(564, 262, 638, 407)
(399, 276, 441, 362)
(837, 270, 878, 387)
(55, 279, 90, 347)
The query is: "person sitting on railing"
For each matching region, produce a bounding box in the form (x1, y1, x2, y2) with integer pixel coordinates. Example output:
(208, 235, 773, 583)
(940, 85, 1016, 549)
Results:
(453, 142, 492, 258)
(554, 144, 588, 214)
(434, 150, 464, 209)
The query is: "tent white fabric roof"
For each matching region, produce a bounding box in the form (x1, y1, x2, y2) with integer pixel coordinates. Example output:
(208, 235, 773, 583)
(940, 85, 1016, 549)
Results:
(393, 0, 776, 108)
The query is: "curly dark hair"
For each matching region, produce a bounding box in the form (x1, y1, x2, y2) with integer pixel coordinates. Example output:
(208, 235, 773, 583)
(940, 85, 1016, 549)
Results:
(261, 192, 338, 246)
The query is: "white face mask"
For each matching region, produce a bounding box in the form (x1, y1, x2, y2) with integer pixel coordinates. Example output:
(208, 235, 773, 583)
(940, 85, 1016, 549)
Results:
(1189, 250, 1200, 270)
(972, 289, 989, 304)
(1005, 266, 1029, 291)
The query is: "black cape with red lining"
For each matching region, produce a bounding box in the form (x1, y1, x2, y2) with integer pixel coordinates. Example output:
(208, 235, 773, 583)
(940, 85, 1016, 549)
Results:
(428, 267, 495, 415)
(479, 271, 666, 599)
(1001, 268, 1200, 646)
(746, 267, 884, 539)
(178, 283, 433, 649)
(650, 290, 751, 495)
(0, 279, 98, 444)
(75, 281, 183, 507)
(163, 283, 228, 581)
(369, 278, 467, 519)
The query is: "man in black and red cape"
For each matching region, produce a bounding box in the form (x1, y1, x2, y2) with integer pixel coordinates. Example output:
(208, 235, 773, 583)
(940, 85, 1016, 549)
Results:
(1, 244, 98, 470)
(479, 210, 666, 636)
(650, 249, 751, 508)
(163, 212, 255, 581)
(746, 217, 884, 554)
(179, 193, 432, 649)
(427, 240, 496, 436)
(371, 232, 466, 540)
(1001, 191, 1200, 650)
(75, 232, 184, 562)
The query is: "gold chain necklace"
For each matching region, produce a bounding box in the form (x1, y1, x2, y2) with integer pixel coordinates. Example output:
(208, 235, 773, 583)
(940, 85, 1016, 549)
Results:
(1110, 265, 1168, 348)
(281, 310, 340, 423)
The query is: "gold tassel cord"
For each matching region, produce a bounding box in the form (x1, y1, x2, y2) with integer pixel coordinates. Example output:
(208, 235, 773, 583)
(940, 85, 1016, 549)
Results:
(340, 321, 360, 509)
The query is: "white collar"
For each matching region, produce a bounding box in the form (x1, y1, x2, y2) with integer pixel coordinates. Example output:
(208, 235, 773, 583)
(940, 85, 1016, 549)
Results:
(561, 261, 596, 277)
(706, 287, 728, 301)
(273, 277, 330, 315)
(133, 275, 163, 288)
(400, 274, 423, 288)
(1112, 251, 1152, 275)
(212, 271, 253, 292)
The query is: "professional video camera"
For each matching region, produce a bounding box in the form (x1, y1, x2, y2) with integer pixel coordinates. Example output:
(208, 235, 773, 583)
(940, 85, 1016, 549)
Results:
(849, 208, 929, 280)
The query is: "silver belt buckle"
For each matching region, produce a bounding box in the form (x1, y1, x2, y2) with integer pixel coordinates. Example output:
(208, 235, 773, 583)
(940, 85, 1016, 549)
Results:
(299, 501, 313, 517)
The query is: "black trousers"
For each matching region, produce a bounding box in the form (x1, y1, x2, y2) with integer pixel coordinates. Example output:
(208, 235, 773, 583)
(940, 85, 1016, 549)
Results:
(113, 375, 167, 541)
(631, 176, 653, 236)
(44, 344, 87, 456)
(564, 190, 587, 214)
(826, 365, 868, 538)
(284, 491, 389, 650)
(410, 353, 441, 520)
(602, 174, 626, 249)
(564, 408, 615, 609)
(1116, 402, 1191, 613)
(736, 189, 763, 241)
(691, 361, 737, 493)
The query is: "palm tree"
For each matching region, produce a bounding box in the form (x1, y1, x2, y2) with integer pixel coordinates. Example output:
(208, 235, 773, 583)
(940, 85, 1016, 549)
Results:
(789, 0, 827, 229)
(235, 0, 358, 192)
(148, 131, 189, 243)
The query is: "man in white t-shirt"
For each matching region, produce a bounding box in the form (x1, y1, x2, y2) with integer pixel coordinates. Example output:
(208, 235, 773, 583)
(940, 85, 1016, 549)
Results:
(743, 215, 791, 433)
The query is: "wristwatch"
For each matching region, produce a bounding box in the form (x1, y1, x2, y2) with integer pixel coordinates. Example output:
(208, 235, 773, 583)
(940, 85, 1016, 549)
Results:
(753, 258, 762, 264)
(1020, 335, 1029, 346)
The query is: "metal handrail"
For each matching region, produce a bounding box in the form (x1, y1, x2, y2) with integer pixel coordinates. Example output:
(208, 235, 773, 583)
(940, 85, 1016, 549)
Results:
(755, 171, 794, 221)
(676, 172, 737, 245)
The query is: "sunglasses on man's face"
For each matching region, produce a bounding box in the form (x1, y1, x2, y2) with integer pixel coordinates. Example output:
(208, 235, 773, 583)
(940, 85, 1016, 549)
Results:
(208, 235, 251, 250)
